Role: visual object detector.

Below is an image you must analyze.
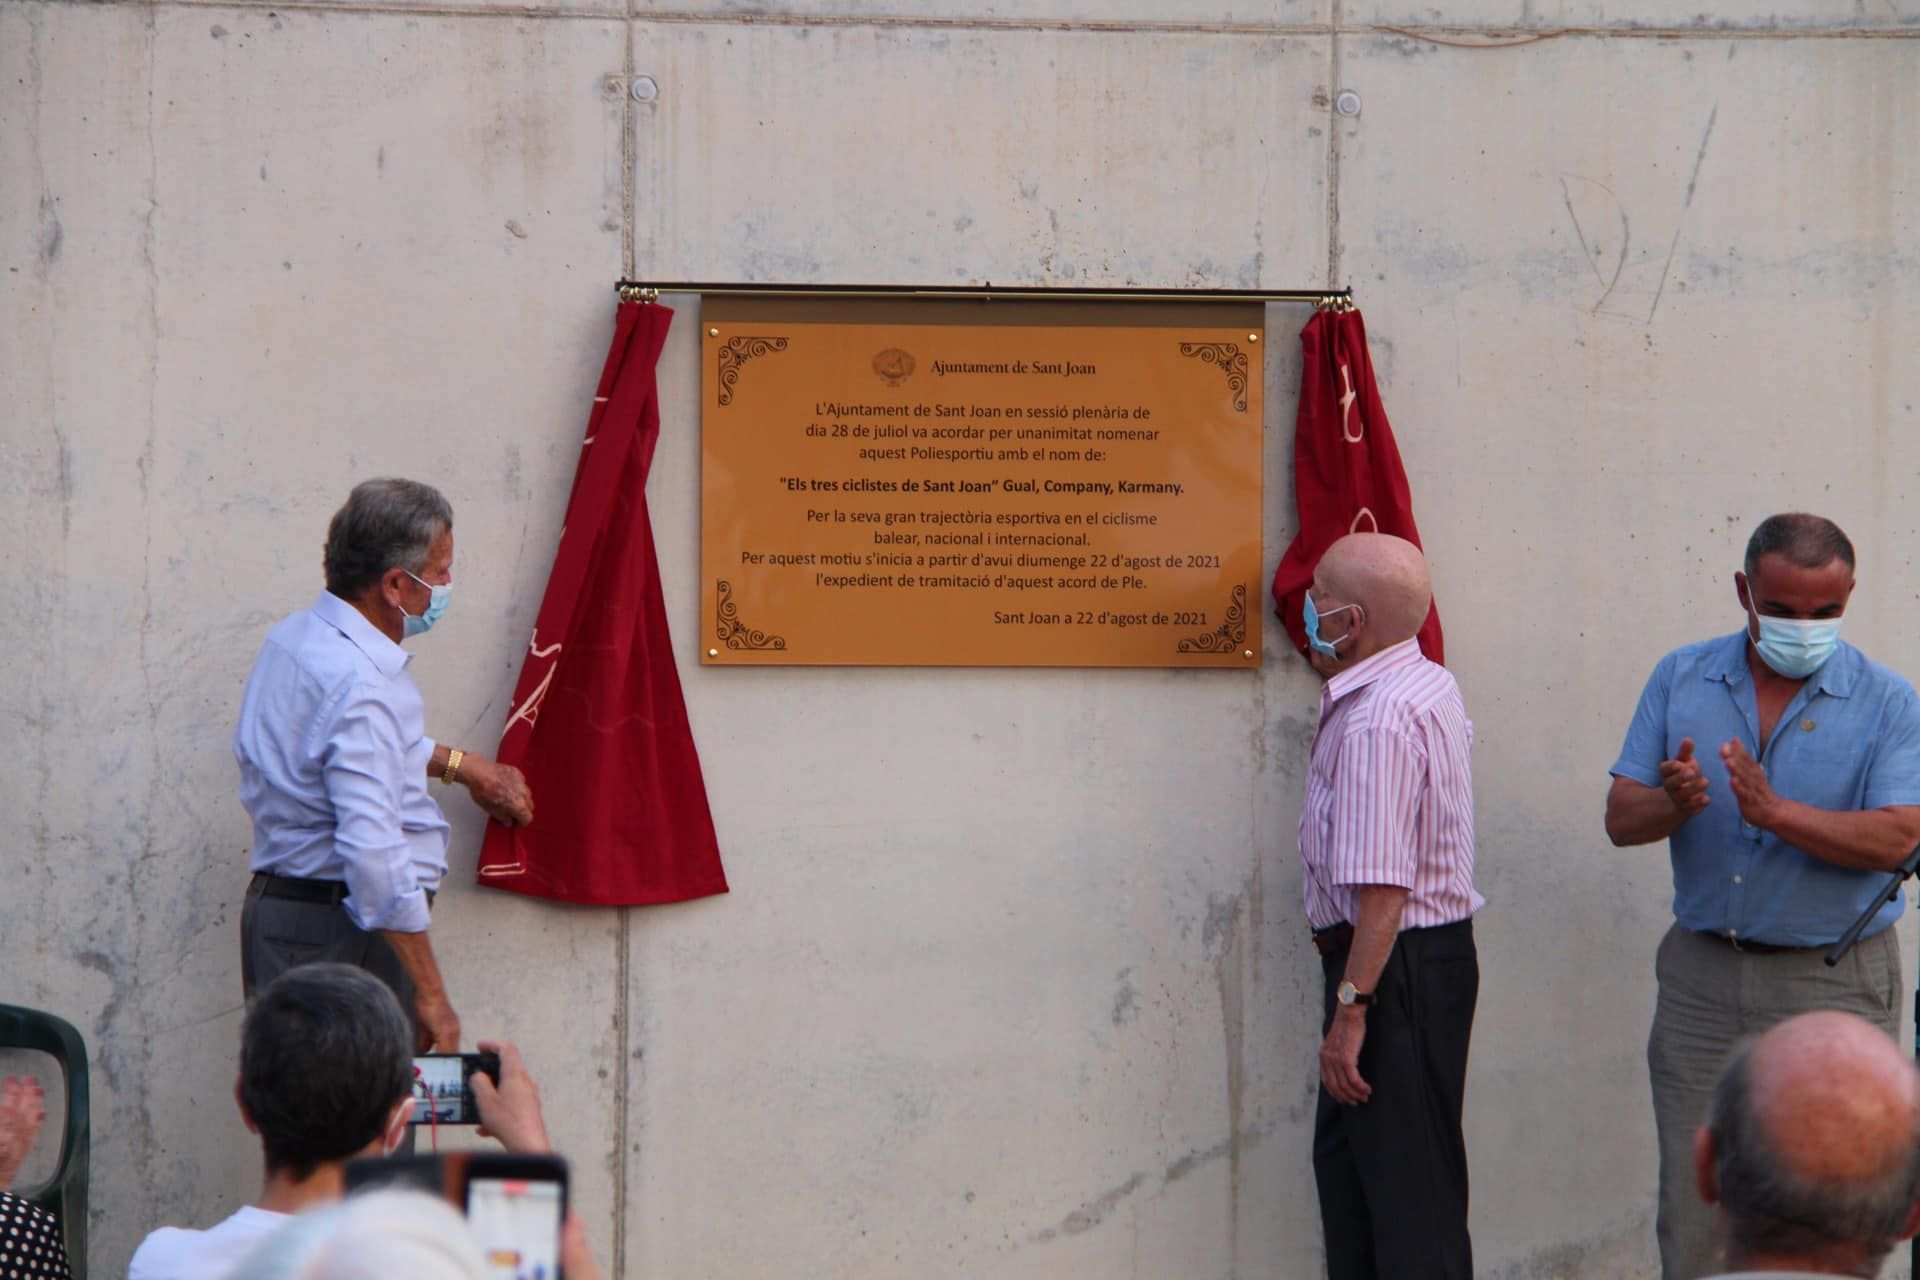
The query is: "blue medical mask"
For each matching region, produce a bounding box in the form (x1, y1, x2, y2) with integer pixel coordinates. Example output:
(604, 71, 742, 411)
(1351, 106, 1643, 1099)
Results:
(400, 569, 453, 639)
(1746, 599, 1841, 679)
(1303, 590, 1359, 658)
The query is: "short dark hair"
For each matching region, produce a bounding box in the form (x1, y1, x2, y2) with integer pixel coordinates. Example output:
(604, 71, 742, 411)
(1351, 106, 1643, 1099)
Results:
(323, 478, 453, 598)
(1710, 1039, 1920, 1273)
(1745, 513, 1855, 578)
(238, 964, 413, 1180)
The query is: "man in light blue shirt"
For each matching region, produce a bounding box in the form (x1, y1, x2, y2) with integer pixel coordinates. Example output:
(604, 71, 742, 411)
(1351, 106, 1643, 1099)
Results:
(235, 478, 534, 1051)
(1606, 512, 1920, 1280)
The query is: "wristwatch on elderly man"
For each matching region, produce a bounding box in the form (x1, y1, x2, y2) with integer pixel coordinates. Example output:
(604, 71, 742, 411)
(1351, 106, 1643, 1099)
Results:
(1336, 980, 1374, 1008)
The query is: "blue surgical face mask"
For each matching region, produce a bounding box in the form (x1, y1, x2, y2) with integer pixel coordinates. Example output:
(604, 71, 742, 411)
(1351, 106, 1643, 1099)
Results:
(400, 569, 453, 639)
(1746, 598, 1841, 679)
(1304, 590, 1359, 658)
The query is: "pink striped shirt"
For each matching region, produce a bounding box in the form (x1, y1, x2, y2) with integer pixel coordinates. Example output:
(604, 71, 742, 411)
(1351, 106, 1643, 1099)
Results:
(1299, 637, 1484, 931)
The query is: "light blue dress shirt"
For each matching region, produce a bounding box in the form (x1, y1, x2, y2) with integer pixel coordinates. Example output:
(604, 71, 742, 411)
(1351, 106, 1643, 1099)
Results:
(234, 590, 449, 933)
(1612, 631, 1920, 947)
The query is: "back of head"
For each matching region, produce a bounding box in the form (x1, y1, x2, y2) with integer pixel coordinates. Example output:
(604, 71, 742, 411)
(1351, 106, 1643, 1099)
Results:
(323, 478, 453, 598)
(231, 1189, 486, 1280)
(240, 964, 413, 1181)
(1709, 1011, 1920, 1275)
(1318, 532, 1432, 646)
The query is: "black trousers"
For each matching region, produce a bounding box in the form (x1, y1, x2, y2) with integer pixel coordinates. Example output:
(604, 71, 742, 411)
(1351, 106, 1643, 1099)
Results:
(1313, 918, 1478, 1280)
(240, 876, 419, 1033)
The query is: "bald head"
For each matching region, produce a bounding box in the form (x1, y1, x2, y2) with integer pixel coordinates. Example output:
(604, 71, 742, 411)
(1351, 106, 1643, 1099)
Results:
(1701, 1011, 1920, 1274)
(1314, 534, 1432, 651)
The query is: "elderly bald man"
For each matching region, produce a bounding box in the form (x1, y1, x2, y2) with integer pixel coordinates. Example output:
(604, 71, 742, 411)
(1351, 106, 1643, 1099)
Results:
(1297, 532, 1485, 1280)
(1696, 1011, 1920, 1279)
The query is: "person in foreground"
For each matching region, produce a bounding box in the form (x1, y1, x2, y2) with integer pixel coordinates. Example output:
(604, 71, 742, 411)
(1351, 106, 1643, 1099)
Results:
(1297, 532, 1484, 1280)
(1696, 1010, 1920, 1279)
(235, 477, 534, 1051)
(129, 963, 560, 1280)
(0, 1074, 71, 1278)
(232, 1187, 601, 1280)
(1606, 513, 1920, 1280)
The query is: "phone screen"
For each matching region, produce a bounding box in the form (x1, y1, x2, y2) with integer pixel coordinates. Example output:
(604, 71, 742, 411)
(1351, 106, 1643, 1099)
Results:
(410, 1055, 474, 1125)
(467, 1176, 564, 1280)
(409, 1053, 500, 1126)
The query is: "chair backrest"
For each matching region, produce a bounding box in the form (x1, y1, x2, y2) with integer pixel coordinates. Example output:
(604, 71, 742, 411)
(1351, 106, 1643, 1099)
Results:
(0, 1004, 89, 1280)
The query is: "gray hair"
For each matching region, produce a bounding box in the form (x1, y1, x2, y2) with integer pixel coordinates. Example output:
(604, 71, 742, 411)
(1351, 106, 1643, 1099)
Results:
(323, 478, 453, 597)
(1711, 1038, 1920, 1275)
(1744, 513, 1855, 577)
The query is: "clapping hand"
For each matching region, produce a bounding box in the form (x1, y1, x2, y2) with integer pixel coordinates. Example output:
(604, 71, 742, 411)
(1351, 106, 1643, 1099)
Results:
(1720, 739, 1781, 830)
(1659, 738, 1711, 818)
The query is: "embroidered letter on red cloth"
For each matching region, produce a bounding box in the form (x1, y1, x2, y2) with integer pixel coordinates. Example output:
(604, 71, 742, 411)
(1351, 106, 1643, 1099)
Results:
(1270, 308, 1444, 664)
(477, 301, 729, 905)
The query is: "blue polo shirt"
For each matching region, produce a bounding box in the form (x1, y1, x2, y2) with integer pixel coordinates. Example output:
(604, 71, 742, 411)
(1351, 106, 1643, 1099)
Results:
(1611, 631, 1920, 946)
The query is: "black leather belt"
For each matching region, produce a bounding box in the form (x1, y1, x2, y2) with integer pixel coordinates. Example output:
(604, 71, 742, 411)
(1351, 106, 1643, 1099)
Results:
(1312, 923, 1355, 956)
(250, 872, 435, 908)
(251, 872, 348, 905)
(1694, 929, 1806, 956)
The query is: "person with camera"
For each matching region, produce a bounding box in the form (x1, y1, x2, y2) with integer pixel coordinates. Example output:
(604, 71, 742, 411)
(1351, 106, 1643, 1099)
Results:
(129, 964, 561, 1280)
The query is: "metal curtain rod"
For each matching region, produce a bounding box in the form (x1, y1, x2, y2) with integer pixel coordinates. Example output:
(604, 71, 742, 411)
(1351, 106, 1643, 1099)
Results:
(614, 280, 1354, 308)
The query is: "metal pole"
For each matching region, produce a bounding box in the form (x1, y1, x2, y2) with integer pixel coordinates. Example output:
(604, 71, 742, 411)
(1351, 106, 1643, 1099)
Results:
(613, 279, 1354, 307)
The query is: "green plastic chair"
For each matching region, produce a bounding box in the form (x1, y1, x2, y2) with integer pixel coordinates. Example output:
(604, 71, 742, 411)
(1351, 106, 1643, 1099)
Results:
(0, 1004, 89, 1279)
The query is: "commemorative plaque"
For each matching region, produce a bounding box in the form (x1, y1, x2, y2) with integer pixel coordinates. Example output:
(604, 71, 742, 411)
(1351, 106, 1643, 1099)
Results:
(699, 297, 1263, 667)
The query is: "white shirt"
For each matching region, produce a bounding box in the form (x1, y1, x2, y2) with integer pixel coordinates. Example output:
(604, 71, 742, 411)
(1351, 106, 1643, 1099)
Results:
(129, 1206, 288, 1280)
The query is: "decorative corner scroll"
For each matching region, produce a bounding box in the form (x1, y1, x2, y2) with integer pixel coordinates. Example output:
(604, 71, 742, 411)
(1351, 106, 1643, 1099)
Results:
(1178, 341, 1250, 413)
(715, 335, 791, 407)
(716, 580, 787, 651)
(1177, 584, 1248, 654)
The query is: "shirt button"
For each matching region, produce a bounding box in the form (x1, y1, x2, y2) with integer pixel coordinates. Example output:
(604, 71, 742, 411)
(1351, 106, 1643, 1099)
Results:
(1733, 875, 1742, 884)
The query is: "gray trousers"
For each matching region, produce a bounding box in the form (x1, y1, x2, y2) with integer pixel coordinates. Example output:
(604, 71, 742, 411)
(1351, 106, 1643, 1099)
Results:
(240, 877, 420, 1034)
(1648, 921, 1901, 1280)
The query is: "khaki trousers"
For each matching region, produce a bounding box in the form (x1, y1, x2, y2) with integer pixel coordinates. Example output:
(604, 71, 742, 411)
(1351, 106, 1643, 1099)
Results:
(1648, 921, 1901, 1280)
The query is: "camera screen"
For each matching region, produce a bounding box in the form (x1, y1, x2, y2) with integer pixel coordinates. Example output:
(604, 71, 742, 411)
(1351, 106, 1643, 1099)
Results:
(409, 1056, 473, 1125)
(468, 1176, 564, 1280)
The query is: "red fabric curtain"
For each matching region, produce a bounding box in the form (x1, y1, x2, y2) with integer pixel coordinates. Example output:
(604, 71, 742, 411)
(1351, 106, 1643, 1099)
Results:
(1270, 308, 1444, 664)
(477, 301, 729, 905)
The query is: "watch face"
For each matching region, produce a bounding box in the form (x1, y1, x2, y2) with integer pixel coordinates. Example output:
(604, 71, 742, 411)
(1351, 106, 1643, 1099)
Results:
(1337, 981, 1356, 1004)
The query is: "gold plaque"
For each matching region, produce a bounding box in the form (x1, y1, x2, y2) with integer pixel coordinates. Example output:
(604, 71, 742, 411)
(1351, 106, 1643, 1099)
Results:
(700, 298, 1263, 667)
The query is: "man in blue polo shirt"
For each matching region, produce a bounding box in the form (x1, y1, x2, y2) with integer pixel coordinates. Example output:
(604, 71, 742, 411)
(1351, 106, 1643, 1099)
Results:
(1606, 512, 1920, 1280)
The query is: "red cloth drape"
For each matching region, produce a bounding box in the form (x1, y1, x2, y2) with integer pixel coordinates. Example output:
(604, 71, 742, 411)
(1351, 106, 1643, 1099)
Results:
(1271, 308, 1444, 664)
(477, 301, 728, 905)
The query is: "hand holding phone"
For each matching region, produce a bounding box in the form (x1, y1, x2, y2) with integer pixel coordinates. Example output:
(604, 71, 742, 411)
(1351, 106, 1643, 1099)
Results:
(470, 1040, 551, 1153)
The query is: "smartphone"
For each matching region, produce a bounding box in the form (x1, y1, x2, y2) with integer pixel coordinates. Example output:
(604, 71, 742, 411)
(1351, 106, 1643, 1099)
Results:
(345, 1151, 569, 1278)
(409, 1051, 501, 1125)
(466, 1156, 568, 1280)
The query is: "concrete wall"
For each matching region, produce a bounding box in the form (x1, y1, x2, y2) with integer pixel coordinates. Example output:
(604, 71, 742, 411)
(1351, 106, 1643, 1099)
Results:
(5, 3, 1917, 1276)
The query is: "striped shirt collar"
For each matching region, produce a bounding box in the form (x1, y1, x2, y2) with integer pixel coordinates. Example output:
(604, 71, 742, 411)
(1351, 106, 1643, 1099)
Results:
(1325, 637, 1425, 705)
